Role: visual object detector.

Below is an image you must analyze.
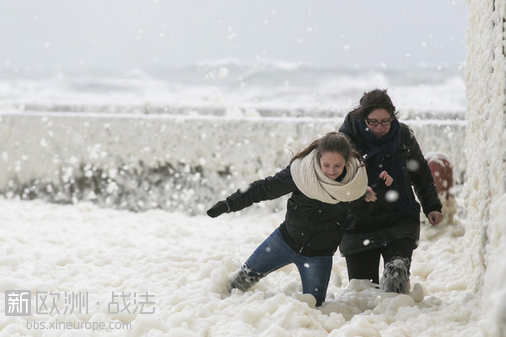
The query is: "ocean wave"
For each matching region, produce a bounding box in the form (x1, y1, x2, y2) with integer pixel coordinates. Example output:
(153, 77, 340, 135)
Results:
(0, 61, 466, 115)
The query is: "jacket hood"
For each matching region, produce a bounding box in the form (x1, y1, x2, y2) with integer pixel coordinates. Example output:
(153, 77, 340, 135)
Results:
(339, 113, 361, 141)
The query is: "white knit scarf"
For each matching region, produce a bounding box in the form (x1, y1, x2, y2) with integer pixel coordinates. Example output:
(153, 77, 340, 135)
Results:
(290, 150, 368, 204)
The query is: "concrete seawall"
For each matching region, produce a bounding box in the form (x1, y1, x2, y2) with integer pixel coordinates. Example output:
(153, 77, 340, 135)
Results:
(0, 111, 466, 214)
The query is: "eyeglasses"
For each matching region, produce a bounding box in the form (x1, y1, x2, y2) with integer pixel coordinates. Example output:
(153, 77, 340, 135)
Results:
(365, 119, 393, 127)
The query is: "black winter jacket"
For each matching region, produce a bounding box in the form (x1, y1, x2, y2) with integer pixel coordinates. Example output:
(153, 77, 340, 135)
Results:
(338, 113, 442, 255)
(225, 166, 367, 257)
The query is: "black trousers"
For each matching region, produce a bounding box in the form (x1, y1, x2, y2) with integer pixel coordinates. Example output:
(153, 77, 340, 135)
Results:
(344, 238, 417, 285)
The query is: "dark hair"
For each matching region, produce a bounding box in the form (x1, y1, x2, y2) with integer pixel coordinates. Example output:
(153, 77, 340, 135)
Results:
(350, 89, 399, 120)
(290, 132, 362, 164)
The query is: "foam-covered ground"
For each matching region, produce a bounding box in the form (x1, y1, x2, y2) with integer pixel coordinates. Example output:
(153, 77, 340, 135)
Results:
(0, 197, 484, 336)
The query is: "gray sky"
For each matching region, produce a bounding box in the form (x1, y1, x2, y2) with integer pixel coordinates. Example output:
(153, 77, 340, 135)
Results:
(0, 0, 467, 71)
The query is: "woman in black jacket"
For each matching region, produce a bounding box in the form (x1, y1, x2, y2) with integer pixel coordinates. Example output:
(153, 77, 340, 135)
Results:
(338, 89, 443, 295)
(207, 132, 392, 306)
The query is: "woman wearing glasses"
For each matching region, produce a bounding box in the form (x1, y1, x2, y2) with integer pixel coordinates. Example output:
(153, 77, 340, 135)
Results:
(338, 89, 443, 296)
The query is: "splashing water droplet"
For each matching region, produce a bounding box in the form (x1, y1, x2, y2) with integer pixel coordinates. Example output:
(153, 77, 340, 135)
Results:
(406, 159, 420, 172)
(386, 190, 399, 202)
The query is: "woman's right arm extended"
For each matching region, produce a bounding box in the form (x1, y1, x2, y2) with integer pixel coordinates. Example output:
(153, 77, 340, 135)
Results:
(207, 166, 297, 217)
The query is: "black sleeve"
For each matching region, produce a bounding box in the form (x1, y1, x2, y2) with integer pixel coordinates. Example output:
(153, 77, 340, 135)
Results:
(406, 128, 443, 215)
(371, 175, 389, 196)
(343, 196, 368, 230)
(225, 166, 297, 212)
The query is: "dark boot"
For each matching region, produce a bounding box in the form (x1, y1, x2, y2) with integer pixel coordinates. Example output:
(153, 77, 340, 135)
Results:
(229, 264, 266, 292)
(380, 257, 411, 294)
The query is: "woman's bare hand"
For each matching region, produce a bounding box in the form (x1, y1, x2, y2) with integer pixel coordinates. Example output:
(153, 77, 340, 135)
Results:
(427, 211, 443, 226)
(365, 186, 377, 202)
(379, 171, 393, 186)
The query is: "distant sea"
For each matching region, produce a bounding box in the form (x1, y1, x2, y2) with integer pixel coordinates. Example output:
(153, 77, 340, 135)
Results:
(0, 59, 466, 119)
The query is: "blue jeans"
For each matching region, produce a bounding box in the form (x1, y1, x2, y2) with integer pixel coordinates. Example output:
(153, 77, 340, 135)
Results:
(230, 228, 333, 306)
